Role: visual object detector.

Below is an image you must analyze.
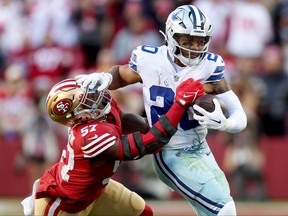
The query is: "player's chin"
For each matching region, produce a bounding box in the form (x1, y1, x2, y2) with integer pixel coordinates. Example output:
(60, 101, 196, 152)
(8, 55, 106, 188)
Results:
(190, 54, 200, 59)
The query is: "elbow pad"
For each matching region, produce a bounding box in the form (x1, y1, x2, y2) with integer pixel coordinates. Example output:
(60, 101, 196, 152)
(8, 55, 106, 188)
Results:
(120, 115, 176, 160)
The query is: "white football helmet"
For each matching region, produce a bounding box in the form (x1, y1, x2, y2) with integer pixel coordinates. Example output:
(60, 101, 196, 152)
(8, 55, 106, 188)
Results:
(46, 78, 112, 126)
(165, 5, 213, 66)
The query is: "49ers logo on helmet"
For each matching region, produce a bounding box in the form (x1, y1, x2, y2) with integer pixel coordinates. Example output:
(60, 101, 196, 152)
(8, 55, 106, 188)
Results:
(53, 99, 73, 115)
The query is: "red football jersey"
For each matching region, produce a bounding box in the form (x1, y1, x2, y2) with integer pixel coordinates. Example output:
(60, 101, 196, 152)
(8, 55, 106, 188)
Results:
(35, 99, 123, 213)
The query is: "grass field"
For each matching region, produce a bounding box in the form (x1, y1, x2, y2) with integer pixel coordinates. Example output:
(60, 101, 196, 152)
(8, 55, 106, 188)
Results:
(1, 198, 288, 216)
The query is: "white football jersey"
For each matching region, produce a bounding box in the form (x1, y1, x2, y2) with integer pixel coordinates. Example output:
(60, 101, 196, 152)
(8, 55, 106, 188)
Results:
(129, 45, 225, 149)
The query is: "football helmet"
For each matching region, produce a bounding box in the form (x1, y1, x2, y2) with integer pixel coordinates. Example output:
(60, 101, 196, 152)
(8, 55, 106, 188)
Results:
(46, 78, 112, 126)
(165, 5, 213, 66)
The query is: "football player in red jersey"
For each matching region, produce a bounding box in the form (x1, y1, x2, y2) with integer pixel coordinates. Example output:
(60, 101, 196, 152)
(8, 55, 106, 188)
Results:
(21, 77, 204, 216)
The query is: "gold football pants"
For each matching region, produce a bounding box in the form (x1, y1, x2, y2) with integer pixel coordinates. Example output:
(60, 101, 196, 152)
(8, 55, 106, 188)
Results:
(34, 179, 146, 216)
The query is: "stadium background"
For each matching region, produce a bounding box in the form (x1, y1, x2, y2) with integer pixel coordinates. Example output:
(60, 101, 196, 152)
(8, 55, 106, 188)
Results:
(0, 0, 288, 215)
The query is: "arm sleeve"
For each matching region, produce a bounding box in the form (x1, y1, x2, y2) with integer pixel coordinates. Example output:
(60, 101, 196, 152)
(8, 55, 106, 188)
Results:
(118, 102, 185, 160)
(217, 90, 247, 133)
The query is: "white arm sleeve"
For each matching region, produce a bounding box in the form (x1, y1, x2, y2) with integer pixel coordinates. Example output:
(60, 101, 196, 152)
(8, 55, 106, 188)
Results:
(217, 90, 247, 133)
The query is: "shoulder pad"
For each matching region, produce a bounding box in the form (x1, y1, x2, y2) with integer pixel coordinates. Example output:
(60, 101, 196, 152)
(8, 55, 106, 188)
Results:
(129, 44, 161, 72)
(79, 123, 117, 158)
(204, 53, 225, 82)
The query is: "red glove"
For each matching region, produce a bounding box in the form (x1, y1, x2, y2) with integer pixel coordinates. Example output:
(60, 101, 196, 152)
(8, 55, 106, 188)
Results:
(175, 78, 204, 108)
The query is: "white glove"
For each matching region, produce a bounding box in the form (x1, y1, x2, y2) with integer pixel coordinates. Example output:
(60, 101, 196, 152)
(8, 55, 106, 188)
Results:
(75, 72, 113, 91)
(193, 98, 229, 131)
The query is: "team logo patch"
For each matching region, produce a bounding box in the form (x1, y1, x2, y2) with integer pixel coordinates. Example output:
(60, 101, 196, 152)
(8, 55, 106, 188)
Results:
(53, 99, 73, 115)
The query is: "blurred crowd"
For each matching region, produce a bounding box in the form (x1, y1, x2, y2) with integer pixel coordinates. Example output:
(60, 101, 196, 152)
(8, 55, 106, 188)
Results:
(0, 0, 287, 201)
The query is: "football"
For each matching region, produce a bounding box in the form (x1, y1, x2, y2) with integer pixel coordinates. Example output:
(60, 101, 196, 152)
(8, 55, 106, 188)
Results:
(193, 94, 229, 118)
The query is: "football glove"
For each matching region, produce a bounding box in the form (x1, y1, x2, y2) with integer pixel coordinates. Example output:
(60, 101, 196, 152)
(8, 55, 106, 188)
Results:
(75, 72, 112, 91)
(193, 98, 229, 131)
(175, 78, 204, 108)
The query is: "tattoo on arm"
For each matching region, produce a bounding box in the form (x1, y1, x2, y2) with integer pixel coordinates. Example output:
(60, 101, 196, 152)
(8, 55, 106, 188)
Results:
(204, 79, 231, 94)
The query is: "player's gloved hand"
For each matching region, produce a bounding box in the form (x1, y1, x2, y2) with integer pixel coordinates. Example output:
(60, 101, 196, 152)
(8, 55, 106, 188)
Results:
(175, 78, 204, 108)
(75, 72, 113, 91)
(193, 98, 229, 131)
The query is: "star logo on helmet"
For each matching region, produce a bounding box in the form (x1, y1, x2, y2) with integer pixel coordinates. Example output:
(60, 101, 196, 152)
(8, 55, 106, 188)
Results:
(172, 9, 184, 21)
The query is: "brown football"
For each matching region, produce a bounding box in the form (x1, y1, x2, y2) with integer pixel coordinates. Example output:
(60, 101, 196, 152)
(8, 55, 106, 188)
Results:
(193, 94, 229, 118)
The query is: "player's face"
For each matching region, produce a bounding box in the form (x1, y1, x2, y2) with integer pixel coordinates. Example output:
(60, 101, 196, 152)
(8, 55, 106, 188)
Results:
(71, 112, 93, 125)
(177, 35, 205, 58)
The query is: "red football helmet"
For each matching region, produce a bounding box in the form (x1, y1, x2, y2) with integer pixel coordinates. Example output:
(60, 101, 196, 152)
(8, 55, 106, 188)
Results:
(46, 78, 112, 126)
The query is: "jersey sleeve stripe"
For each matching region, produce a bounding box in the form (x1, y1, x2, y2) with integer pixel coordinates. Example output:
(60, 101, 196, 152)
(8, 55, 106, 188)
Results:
(206, 66, 225, 82)
(129, 52, 138, 71)
(129, 60, 137, 71)
(82, 133, 110, 150)
(83, 141, 116, 158)
(82, 136, 116, 154)
(206, 73, 224, 82)
(131, 52, 137, 62)
(213, 66, 225, 73)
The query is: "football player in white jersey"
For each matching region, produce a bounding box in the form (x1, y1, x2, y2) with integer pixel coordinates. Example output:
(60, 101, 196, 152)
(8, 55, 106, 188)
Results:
(75, 5, 247, 216)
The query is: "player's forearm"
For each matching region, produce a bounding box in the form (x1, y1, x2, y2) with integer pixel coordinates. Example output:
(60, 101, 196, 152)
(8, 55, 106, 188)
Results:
(107, 65, 133, 89)
(107, 65, 123, 90)
(107, 65, 141, 89)
(153, 102, 185, 132)
(121, 113, 149, 134)
(217, 90, 247, 133)
(119, 102, 186, 160)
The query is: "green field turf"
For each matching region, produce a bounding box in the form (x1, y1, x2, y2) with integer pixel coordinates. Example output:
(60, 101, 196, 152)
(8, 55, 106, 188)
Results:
(1, 198, 288, 216)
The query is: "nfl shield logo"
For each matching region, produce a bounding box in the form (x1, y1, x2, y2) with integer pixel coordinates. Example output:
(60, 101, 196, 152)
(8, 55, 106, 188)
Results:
(174, 75, 179, 82)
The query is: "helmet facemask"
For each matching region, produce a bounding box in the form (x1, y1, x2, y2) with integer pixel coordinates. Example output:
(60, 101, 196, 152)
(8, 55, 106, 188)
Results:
(46, 79, 112, 126)
(172, 34, 211, 66)
(70, 88, 112, 121)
